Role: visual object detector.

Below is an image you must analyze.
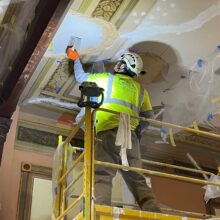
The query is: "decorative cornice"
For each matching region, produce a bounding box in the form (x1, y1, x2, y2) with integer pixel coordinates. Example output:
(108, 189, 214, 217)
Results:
(43, 58, 71, 94)
(17, 126, 59, 148)
(92, 0, 123, 21)
(16, 124, 84, 154)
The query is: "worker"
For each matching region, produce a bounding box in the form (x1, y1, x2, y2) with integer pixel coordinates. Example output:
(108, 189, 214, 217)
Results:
(66, 48, 161, 212)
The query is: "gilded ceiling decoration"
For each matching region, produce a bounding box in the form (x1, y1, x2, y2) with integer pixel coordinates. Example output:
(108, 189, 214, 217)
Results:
(43, 58, 72, 94)
(92, 0, 124, 21)
(76, 0, 140, 29)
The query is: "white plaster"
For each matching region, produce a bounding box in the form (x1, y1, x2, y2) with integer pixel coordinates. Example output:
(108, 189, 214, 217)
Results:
(170, 3, 176, 8)
(45, 12, 118, 57)
(121, 3, 220, 39)
(0, 0, 10, 7)
(0, 6, 3, 14)
(162, 12, 168, 16)
(156, 6, 161, 12)
(132, 12, 137, 17)
(24, 97, 81, 110)
(149, 14, 155, 20)
(134, 19, 140, 24)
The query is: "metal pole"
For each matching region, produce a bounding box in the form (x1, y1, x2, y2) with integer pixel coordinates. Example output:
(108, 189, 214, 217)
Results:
(96, 108, 220, 139)
(63, 171, 84, 195)
(60, 142, 68, 220)
(57, 194, 83, 220)
(95, 160, 220, 187)
(83, 106, 93, 220)
(91, 110, 95, 220)
(141, 159, 212, 176)
(55, 135, 63, 218)
(58, 152, 85, 185)
(63, 115, 85, 146)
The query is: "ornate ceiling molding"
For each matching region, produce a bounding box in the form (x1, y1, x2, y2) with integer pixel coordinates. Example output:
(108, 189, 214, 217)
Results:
(92, 0, 124, 21)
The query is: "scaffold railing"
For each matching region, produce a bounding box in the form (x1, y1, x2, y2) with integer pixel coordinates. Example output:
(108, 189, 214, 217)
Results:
(52, 107, 220, 220)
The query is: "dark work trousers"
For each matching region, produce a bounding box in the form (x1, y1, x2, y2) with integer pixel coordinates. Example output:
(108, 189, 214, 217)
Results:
(94, 128, 161, 212)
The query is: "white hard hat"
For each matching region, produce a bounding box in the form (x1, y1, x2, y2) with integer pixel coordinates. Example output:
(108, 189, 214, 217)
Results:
(120, 52, 143, 76)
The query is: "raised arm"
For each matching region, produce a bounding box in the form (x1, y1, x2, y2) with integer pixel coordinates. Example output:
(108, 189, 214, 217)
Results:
(74, 59, 88, 83)
(66, 48, 89, 83)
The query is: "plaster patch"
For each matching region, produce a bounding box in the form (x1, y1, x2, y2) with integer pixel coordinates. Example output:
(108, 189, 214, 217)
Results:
(132, 12, 137, 16)
(156, 6, 162, 12)
(121, 3, 220, 39)
(149, 14, 155, 20)
(170, 3, 176, 8)
(162, 12, 168, 16)
(0, 6, 3, 14)
(45, 12, 118, 57)
(0, 0, 10, 7)
(134, 19, 140, 24)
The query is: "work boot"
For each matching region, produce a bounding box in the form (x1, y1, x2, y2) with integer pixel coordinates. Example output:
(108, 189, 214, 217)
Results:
(140, 199, 162, 213)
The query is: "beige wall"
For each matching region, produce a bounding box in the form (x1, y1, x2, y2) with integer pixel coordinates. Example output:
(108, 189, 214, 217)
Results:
(0, 107, 53, 220)
(152, 176, 207, 213)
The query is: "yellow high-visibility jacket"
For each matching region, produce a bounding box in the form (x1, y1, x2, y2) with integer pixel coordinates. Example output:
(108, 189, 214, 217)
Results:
(74, 59, 152, 133)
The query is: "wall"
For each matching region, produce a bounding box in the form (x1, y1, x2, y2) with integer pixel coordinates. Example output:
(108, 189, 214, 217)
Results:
(0, 107, 53, 220)
(152, 176, 207, 213)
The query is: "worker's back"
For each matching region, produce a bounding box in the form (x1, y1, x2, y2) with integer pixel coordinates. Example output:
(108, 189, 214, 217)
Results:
(87, 72, 151, 133)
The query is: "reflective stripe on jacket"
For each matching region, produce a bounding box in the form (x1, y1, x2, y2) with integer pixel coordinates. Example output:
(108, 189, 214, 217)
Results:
(87, 73, 152, 133)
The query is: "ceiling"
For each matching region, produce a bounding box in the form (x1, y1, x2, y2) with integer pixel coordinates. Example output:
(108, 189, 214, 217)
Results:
(12, 0, 220, 168)
(18, 0, 220, 121)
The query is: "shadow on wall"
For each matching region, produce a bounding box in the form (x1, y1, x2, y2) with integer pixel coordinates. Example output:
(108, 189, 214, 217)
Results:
(129, 41, 179, 85)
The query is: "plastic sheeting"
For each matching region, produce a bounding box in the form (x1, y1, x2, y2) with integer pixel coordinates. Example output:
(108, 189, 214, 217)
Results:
(162, 45, 220, 130)
(203, 174, 220, 203)
(52, 142, 63, 218)
(52, 141, 75, 218)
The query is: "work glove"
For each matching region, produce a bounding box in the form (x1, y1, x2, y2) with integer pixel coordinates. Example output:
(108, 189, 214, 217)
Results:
(135, 110, 153, 140)
(66, 47, 79, 61)
(135, 124, 142, 140)
(135, 120, 150, 140)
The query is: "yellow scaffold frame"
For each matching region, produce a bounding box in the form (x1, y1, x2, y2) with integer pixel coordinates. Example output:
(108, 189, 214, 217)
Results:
(53, 107, 220, 220)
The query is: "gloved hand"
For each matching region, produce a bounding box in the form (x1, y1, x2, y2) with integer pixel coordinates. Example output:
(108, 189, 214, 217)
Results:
(66, 47, 79, 61)
(135, 120, 150, 140)
(135, 111, 153, 140)
(135, 124, 142, 140)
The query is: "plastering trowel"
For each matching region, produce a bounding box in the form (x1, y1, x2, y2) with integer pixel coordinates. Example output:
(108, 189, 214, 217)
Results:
(67, 36, 81, 51)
